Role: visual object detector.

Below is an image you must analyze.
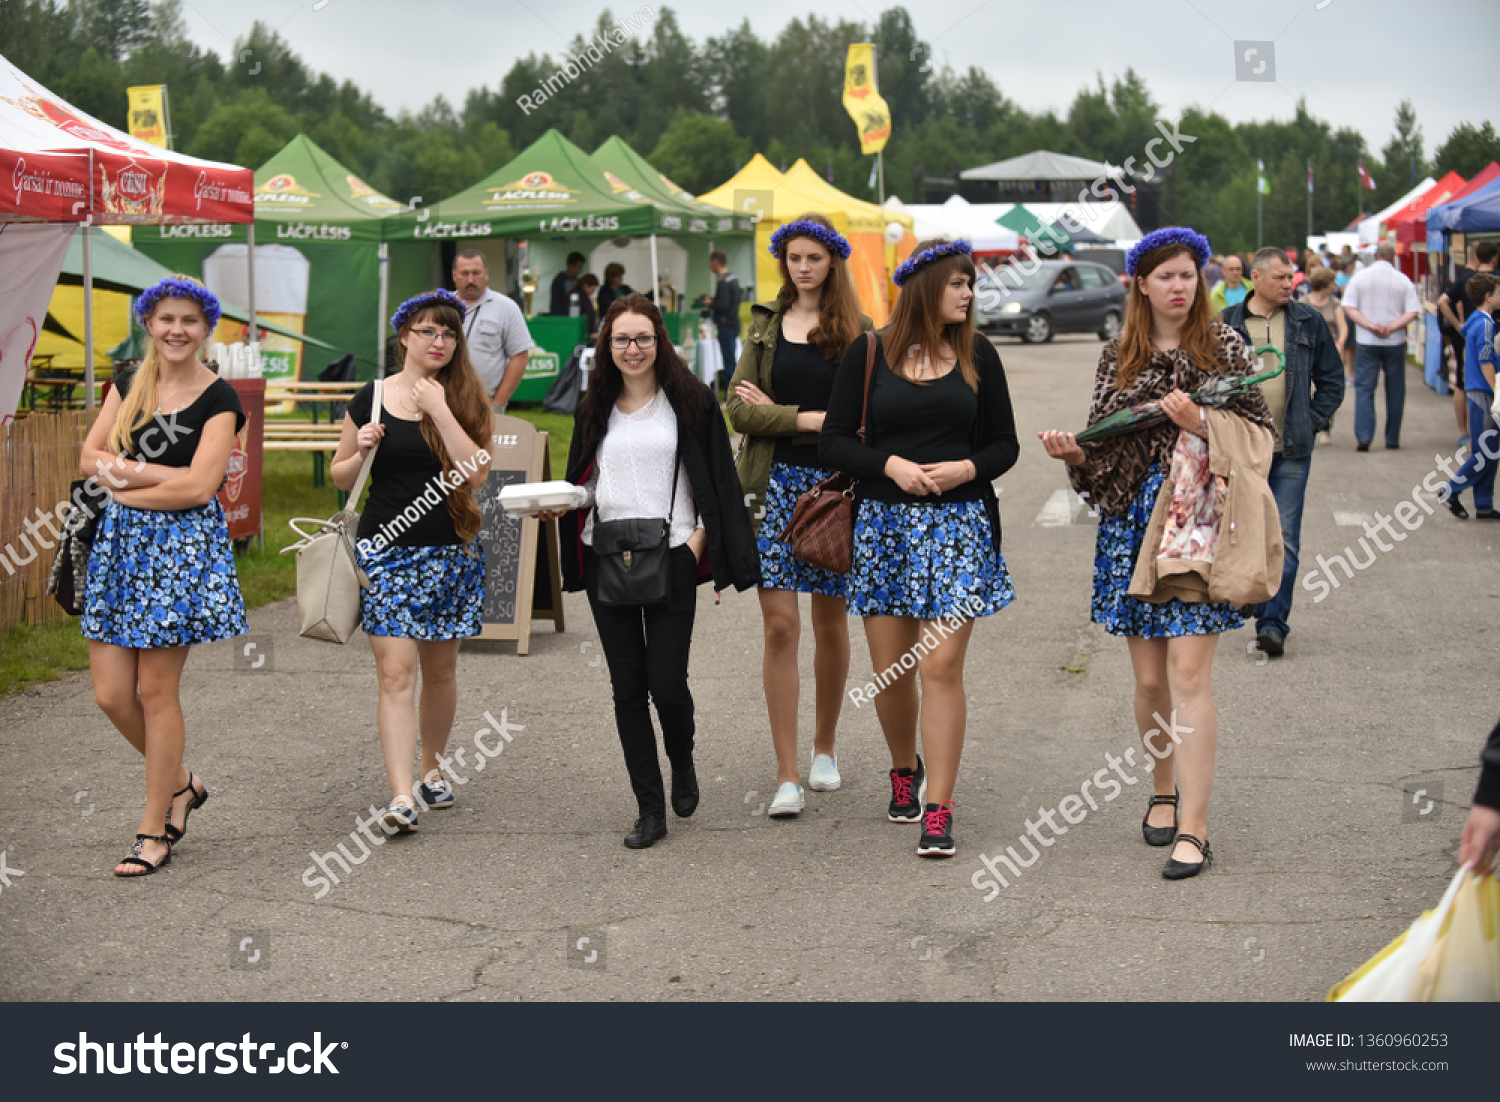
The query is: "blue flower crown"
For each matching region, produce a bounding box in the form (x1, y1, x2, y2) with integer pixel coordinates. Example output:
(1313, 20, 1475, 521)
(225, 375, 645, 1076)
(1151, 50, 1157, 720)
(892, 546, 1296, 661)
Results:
(768, 219, 852, 260)
(1125, 227, 1212, 275)
(135, 277, 221, 330)
(391, 288, 468, 333)
(892, 239, 973, 287)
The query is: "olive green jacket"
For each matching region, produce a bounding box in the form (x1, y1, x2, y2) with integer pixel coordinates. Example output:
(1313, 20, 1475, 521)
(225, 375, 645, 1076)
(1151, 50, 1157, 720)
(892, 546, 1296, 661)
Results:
(724, 299, 873, 534)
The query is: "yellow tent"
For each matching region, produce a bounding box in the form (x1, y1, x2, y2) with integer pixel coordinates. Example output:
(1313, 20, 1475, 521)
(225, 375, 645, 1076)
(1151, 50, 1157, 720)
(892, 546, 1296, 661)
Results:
(700, 154, 914, 325)
(38, 227, 134, 368)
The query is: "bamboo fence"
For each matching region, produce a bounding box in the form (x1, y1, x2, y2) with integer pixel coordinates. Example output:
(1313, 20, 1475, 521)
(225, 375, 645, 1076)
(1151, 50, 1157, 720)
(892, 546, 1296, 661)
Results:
(1, 411, 89, 633)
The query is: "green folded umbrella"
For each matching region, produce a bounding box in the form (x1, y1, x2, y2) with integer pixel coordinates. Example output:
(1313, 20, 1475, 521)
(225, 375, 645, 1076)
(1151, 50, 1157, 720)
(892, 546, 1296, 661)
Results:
(1075, 346, 1285, 444)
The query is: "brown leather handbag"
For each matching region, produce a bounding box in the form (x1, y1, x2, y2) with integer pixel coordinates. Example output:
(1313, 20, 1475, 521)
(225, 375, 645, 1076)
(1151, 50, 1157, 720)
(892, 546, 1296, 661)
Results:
(778, 332, 877, 574)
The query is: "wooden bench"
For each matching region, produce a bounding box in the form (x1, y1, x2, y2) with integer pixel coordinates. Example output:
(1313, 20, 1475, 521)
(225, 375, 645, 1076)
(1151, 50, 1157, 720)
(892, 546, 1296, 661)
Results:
(263, 421, 345, 488)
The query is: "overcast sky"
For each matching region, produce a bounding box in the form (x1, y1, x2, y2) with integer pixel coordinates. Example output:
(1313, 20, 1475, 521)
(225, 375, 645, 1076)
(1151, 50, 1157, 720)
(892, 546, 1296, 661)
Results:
(175, 0, 1493, 158)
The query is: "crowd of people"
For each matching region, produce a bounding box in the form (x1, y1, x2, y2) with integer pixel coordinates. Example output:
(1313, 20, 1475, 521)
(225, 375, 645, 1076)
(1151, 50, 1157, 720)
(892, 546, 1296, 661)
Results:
(76, 218, 1500, 882)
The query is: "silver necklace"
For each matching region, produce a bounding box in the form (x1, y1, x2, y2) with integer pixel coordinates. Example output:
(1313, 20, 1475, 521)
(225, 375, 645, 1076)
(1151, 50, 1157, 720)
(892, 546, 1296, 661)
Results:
(155, 366, 204, 413)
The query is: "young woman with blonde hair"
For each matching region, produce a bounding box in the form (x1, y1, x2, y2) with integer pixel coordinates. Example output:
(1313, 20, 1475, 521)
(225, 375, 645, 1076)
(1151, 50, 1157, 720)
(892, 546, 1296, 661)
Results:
(78, 276, 248, 876)
(820, 239, 1019, 858)
(726, 214, 871, 817)
(1040, 228, 1272, 879)
(331, 289, 493, 833)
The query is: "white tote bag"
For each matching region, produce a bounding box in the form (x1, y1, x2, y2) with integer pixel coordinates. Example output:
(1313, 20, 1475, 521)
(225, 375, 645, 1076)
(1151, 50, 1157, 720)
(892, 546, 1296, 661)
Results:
(281, 379, 381, 644)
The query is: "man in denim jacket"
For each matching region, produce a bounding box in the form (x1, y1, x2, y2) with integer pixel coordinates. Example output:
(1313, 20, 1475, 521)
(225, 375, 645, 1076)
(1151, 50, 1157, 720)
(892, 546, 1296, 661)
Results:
(1222, 246, 1345, 657)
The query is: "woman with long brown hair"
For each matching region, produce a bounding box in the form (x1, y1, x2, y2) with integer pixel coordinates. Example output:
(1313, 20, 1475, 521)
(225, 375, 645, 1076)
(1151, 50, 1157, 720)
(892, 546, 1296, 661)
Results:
(820, 238, 1019, 858)
(331, 289, 493, 833)
(552, 294, 759, 848)
(1039, 228, 1272, 879)
(726, 214, 871, 817)
(78, 276, 247, 876)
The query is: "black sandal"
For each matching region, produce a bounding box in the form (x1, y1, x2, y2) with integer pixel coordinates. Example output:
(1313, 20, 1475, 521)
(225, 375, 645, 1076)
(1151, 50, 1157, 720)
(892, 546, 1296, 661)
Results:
(1162, 832, 1212, 880)
(163, 772, 208, 844)
(114, 833, 173, 878)
(1141, 788, 1179, 847)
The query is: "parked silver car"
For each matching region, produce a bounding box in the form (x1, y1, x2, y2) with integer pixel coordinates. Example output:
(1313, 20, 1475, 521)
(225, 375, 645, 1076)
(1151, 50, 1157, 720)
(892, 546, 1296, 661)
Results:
(974, 259, 1127, 343)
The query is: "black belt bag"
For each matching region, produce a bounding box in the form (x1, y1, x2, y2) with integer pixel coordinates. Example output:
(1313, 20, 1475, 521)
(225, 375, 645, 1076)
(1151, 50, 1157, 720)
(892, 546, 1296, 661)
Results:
(590, 453, 682, 607)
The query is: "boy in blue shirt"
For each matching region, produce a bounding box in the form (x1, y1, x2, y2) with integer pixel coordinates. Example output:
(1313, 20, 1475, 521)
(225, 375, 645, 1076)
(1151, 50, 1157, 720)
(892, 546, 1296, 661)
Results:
(1444, 272, 1500, 519)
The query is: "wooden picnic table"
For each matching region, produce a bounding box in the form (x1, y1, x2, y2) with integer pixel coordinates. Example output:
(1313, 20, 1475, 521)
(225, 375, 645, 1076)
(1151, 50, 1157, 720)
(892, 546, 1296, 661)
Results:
(262, 382, 360, 488)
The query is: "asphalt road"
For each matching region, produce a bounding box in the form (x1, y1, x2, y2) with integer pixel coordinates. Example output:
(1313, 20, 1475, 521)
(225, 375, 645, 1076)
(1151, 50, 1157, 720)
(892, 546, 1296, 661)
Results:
(2, 335, 1493, 1002)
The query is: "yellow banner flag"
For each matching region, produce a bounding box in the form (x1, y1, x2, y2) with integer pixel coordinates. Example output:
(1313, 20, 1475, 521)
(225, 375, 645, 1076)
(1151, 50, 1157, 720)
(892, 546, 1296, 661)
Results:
(127, 85, 169, 148)
(842, 44, 891, 155)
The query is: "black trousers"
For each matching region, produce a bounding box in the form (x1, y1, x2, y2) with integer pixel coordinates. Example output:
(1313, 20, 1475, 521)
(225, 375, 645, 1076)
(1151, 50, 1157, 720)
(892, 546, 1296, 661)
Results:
(585, 544, 698, 819)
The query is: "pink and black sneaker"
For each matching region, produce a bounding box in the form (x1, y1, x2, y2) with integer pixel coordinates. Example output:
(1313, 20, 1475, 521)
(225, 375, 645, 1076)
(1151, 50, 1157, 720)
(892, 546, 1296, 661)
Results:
(917, 801, 956, 857)
(888, 756, 927, 823)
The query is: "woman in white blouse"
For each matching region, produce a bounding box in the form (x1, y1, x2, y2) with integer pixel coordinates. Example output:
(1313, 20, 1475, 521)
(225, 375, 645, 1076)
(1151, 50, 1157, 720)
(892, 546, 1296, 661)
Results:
(553, 294, 760, 848)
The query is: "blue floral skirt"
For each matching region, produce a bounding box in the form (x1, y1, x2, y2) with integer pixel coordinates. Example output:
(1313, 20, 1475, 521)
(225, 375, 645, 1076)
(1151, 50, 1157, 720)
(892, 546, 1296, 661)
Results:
(81, 499, 247, 649)
(1092, 466, 1245, 638)
(757, 462, 848, 597)
(846, 499, 1014, 619)
(359, 539, 484, 640)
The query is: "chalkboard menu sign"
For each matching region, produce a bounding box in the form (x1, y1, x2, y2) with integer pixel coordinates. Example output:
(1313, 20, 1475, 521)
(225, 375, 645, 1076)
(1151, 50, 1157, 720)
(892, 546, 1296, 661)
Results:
(474, 414, 565, 654)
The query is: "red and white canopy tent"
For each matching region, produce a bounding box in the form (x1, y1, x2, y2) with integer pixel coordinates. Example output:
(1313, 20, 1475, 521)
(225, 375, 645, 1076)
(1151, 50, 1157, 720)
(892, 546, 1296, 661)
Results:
(0, 51, 254, 419)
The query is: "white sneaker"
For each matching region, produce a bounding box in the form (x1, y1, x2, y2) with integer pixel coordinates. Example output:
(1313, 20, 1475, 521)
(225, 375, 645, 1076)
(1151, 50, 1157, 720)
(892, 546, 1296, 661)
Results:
(767, 781, 805, 817)
(808, 753, 842, 791)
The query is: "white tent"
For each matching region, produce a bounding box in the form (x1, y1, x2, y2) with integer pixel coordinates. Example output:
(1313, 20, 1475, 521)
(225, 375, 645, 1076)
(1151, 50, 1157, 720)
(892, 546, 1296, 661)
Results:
(1358, 178, 1435, 244)
(966, 201, 1145, 244)
(884, 196, 1020, 252)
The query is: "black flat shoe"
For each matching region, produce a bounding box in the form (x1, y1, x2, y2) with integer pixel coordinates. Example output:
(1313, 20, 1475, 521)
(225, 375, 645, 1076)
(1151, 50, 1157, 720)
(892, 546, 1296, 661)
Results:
(670, 766, 699, 818)
(1162, 832, 1212, 879)
(624, 815, 667, 849)
(1356, 441, 1370, 452)
(1446, 494, 1469, 519)
(1475, 509, 1500, 520)
(1141, 789, 1179, 846)
(163, 771, 208, 844)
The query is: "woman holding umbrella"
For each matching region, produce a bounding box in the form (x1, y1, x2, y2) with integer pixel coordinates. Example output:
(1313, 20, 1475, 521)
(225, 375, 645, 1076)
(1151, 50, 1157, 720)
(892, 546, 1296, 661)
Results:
(1038, 227, 1272, 880)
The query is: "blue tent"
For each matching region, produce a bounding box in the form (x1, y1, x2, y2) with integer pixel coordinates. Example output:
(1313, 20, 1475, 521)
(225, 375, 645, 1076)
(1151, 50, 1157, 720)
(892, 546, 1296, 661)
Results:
(1426, 177, 1500, 251)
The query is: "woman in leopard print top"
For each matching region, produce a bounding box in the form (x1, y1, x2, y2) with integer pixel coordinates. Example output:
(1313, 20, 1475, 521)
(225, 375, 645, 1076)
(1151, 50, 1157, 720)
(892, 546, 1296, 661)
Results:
(1039, 229, 1270, 881)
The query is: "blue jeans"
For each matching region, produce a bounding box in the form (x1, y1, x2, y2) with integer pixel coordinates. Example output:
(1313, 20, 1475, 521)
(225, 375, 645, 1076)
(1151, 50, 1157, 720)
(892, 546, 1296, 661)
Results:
(1446, 393, 1500, 511)
(716, 328, 739, 391)
(1254, 451, 1311, 638)
(1353, 342, 1407, 447)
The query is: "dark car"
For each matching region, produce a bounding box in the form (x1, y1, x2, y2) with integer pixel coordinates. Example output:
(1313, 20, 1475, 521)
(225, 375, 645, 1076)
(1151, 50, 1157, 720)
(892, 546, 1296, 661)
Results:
(974, 259, 1126, 343)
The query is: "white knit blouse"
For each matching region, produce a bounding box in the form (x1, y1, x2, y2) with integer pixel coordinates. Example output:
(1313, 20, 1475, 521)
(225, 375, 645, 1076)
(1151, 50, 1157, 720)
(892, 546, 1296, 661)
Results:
(580, 388, 700, 547)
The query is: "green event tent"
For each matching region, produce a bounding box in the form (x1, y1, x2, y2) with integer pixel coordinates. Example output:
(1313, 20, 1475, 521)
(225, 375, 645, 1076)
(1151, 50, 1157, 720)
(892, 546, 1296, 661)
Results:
(134, 135, 401, 380)
(384, 129, 753, 400)
(996, 203, 1073, 255)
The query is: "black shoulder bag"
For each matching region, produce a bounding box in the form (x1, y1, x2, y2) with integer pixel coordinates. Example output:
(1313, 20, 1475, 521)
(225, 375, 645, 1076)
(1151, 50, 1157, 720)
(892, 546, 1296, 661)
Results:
(591, 448, 682, 607)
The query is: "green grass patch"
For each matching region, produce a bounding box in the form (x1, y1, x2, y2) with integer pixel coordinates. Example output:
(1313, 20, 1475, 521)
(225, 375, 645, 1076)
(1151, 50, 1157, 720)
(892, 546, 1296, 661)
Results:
(0, 619, 92, 694)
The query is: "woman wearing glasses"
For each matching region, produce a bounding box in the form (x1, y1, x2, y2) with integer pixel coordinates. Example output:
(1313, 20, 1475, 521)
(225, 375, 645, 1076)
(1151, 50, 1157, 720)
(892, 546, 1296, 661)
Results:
(551, 294, 760, 848)
(331, 289, 493, 834)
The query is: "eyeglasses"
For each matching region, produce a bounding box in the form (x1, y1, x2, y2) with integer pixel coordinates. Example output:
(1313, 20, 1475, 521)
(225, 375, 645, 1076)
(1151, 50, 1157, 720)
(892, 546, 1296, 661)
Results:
(609, 334, 657, 350)
(410, 327, 457, 344)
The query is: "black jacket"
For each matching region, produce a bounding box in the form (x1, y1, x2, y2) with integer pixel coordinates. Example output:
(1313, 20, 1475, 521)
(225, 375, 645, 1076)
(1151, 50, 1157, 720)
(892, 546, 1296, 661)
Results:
(560, 375, 761, 594)
(1221, 297, 1345, 459)
(710, 273, 742, 331)
(819, 332, 1019, 552)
